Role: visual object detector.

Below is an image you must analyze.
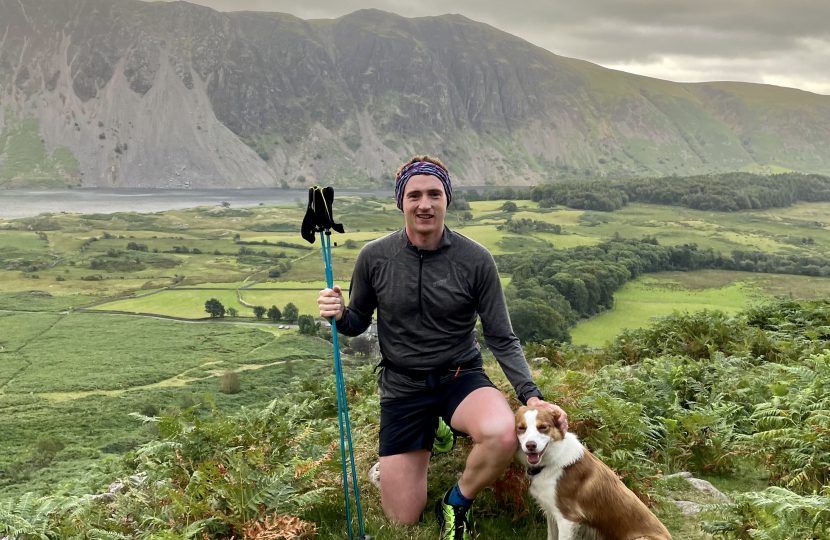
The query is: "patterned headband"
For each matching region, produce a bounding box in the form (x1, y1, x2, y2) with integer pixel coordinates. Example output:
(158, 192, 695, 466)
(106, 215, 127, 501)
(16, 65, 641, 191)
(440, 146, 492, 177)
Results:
(394, 161, 453, 211)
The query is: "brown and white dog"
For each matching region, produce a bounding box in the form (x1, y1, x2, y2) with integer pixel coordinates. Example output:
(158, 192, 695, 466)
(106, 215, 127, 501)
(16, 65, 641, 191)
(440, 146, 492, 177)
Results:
(514, 406, 672, 540)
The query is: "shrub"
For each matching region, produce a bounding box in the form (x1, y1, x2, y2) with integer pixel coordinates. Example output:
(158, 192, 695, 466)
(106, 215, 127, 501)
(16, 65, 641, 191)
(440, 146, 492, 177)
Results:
(226, 307, 238, 317)
(220, 370, 241, 394)
(140, 403, 160, 417)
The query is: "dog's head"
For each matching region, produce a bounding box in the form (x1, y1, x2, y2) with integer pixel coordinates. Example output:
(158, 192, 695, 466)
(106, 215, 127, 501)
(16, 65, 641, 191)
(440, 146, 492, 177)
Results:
(515, 406, 564, 466)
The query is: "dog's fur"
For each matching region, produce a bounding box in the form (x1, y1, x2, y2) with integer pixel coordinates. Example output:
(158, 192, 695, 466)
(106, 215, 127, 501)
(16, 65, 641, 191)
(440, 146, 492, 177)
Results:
(514, 406, 672, 540)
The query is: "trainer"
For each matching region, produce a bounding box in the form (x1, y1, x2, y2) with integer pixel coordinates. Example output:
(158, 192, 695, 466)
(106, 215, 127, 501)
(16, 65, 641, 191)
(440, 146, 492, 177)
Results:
(318, 155, 567, 539)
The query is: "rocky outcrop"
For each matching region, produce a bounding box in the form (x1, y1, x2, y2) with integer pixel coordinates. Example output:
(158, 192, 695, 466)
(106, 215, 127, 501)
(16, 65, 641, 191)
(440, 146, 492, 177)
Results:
(664, 471, 731, 515)
(1, 0, 829, 188)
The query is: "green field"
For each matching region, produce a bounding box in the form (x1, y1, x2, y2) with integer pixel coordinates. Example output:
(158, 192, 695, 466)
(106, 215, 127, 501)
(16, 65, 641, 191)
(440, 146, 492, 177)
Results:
(0, 308, 339, 497)
(570, 270, 830, 346)
(90, 290, 245, 319)
(241, 289, 349, 317)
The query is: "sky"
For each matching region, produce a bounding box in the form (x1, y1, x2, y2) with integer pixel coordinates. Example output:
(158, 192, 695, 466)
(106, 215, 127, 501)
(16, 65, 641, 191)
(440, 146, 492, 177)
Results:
(157, 0, 830, 95)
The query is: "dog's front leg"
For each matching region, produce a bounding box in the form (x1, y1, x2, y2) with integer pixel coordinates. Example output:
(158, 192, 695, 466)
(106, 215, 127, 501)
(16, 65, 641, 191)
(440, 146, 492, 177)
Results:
(554, 518, 580, 540)
(546, 516, 558, 540)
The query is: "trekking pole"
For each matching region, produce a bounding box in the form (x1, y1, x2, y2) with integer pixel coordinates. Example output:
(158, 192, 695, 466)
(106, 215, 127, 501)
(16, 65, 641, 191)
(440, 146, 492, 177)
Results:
(301, 186, 370, 540)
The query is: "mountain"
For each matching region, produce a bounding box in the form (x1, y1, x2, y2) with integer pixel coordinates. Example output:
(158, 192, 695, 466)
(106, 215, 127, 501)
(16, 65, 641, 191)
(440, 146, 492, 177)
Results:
(1, 0, 829, 189)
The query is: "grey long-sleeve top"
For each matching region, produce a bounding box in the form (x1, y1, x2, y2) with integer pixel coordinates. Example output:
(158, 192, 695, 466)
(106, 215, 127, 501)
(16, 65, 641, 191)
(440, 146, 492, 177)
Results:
(336, 226, 543, 404)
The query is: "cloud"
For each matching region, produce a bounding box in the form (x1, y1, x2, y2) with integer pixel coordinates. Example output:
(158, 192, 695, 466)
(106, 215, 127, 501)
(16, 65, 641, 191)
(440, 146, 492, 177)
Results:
(152, 0, 830, 94)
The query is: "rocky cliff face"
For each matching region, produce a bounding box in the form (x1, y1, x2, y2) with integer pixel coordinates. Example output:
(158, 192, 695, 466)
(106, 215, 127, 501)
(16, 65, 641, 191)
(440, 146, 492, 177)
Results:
(1, 0, 829, 188)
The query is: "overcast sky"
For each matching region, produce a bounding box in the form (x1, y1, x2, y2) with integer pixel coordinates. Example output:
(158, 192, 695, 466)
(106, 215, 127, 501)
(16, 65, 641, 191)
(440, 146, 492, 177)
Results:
(160, 0, 830, 95)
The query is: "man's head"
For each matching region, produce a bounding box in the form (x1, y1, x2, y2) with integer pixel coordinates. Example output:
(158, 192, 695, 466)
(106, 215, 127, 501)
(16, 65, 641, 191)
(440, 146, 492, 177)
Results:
(395, 156, 452, 239)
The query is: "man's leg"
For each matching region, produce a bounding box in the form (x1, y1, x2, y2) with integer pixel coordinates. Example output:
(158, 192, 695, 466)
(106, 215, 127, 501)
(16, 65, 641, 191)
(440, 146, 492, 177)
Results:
(450, 387, 517, 498)
(379, 449, 431, 525)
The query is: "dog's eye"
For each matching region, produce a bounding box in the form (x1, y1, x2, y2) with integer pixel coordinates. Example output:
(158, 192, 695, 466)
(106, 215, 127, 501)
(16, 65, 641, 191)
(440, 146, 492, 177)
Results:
(538, 424, 549, 431)
(517, 426, 526, 432)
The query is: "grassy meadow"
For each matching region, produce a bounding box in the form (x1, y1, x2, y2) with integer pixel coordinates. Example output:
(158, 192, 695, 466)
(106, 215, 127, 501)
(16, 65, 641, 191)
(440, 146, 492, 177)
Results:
(571, 270, 830, 346)
(1, 193, 830, 539)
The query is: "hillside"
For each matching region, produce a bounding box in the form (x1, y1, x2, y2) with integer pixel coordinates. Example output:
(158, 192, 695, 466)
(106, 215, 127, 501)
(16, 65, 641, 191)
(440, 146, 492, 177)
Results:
(0, 0, 829, 188)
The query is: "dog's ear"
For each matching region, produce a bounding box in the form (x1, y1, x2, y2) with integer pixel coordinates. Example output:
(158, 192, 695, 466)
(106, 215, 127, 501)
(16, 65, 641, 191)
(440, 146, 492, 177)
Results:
(539, 408, 565, 440)
(514, 406, 528, 423)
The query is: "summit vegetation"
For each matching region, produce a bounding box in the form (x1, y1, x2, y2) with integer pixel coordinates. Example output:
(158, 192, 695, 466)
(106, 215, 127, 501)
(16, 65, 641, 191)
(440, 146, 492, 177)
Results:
(1, 301, 828, 540)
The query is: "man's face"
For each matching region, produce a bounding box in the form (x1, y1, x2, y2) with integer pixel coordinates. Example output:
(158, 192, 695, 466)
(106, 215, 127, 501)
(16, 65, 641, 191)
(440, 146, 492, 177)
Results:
(402, 174, 447, 237)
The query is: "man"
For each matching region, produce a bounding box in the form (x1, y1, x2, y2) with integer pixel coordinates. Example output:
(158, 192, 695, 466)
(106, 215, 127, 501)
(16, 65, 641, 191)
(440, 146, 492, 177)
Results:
(318, 155, 567, 539)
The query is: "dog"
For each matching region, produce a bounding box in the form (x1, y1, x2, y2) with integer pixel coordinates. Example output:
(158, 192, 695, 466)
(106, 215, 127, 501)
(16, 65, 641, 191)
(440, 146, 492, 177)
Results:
(514, 406, 672, 540)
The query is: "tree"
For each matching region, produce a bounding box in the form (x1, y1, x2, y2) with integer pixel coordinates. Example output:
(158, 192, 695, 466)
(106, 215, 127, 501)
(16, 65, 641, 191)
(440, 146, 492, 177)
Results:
(298, 315, 317, 335)
(221, 202, 231, 208)
(507, 299, 569, 344)
(226, 307, 238, 317)
(126, 242, 148, 252)
(500, 201, 518, 212)
(253, 306, 266, 319)
(267, 305, 281, 323)
(344, 239, 358, 249)
(283, 302, 299, 323)
(269, 268, 281, 278)
(350, 336, 374, 356)
(205, 298, 225, 318)
(462, 211, 474, 222)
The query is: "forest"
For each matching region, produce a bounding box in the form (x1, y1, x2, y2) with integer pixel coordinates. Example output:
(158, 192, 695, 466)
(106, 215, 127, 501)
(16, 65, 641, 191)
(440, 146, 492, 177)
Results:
(529, 172, 830, 212)
(498, 237, 830, 343)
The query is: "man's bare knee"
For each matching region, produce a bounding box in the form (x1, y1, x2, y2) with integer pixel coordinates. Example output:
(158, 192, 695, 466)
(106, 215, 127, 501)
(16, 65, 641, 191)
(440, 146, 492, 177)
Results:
(475, 418, 518, 457)
(496, 426, 519, 455)
(382, 496, 426, 525)
(379, 451, 430, 525)
(381, 477, 426, 525)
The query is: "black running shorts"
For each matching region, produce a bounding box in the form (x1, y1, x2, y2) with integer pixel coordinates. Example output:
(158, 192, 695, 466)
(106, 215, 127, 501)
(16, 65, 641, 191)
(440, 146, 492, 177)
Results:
(378, 369, 496, 457)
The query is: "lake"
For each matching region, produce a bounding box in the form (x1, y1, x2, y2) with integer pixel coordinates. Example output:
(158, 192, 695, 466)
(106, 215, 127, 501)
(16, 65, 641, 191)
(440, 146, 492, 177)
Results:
(0, 186, 500, 219)
(0, 188, 393, 219)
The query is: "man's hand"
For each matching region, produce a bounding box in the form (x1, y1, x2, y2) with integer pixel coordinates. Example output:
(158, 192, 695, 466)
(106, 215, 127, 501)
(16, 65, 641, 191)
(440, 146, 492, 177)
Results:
(318, 285, 345, 321)
(526, 397, 569, 433)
